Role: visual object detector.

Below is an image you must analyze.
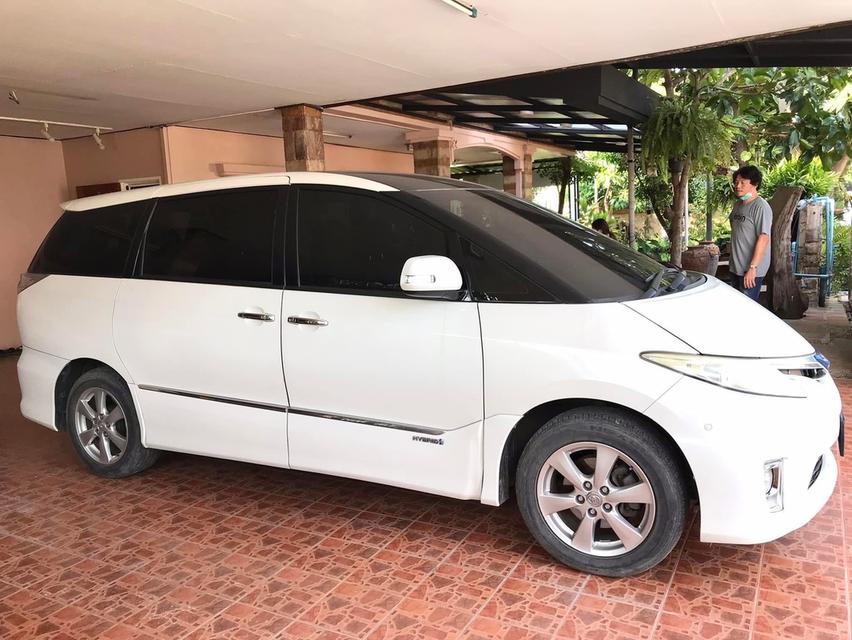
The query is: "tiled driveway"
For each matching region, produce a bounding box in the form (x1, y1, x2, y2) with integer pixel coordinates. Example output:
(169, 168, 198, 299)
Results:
(1, 354, 849, 639)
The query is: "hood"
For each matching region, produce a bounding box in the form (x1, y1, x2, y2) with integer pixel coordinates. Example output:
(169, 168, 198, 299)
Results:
(623, 276, 814, 358)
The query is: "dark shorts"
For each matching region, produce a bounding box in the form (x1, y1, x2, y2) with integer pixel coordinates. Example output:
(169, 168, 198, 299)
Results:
(730, 274, 763, 301)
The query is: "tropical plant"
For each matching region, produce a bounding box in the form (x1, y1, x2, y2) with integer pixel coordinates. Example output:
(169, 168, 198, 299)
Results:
(535, 155, 596, 215)
(761, 157, 840, 201)
(640, 86, 733, 265)
(831, 223, 850, 294)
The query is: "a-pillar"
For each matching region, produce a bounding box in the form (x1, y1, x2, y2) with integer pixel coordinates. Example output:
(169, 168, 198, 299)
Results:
(412, 139, 453, 177)
(277, 104, 325, 171)
(502, 155, 518, 195)
(521, 149, 533, 200)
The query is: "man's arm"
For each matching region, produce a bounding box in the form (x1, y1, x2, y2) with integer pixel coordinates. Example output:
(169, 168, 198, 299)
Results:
(744, 234, 769, 288)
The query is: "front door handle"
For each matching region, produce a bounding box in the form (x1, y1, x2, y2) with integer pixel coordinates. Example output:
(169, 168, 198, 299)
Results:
(238, 311, 275, 322)
(288, 316, 329, 327)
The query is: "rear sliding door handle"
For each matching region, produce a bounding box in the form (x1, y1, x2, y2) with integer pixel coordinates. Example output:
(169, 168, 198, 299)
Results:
(238, 312, 275, 322)
(288, 316, 328, 327)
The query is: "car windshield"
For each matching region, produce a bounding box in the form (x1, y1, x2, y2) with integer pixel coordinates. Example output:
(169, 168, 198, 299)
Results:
(407, 188, 696, 302)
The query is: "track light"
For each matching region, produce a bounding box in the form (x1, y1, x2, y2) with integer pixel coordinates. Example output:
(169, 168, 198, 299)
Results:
(8, 90, 20, 105)
(41, 122, 56, 142)
(93, 128, 105, 150)
(437, 0, 477, 18)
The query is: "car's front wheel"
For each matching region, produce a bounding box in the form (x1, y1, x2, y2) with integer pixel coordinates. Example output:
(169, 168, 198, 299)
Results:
(66, 368, 160, 478)
(516, 406, 688, 577)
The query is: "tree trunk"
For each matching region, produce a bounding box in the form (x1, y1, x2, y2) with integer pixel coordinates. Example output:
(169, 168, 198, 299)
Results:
(667, 160, 691, 267)
(557, 179, 567, 215)
(768, 186, 808, 318)
(833, 154, 849, 176)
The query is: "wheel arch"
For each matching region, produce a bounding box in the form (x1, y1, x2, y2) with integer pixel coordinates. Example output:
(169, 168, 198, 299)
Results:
(54, 358, 129, 431)
(496, 398, 697, 505)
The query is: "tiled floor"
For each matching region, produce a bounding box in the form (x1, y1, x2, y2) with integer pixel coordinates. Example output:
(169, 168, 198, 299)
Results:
(1, 354, 850, 639)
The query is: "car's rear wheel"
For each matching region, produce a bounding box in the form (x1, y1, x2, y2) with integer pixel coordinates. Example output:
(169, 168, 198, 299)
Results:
(67, 368, 160, 478)
(516, 406, 688, 577)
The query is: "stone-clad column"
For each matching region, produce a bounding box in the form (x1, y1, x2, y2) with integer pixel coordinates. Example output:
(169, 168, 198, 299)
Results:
(502, 155, 517, 194)
(521, 150, 533, 200)
(278, 104, 325, 171)
(412, 139, 452, 177)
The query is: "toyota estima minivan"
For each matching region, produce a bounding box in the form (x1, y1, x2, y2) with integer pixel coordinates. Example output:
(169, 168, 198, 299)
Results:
(18, 172, 843, 576)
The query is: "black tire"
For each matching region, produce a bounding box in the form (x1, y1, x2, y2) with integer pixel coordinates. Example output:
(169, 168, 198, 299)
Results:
(516, 406, 688, 577)
(66, 367, 160, 478)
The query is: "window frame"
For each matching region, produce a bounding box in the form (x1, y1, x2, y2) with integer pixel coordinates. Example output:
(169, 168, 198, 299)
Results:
(134, 186, 287, 290)
(290, 185, 468, 300)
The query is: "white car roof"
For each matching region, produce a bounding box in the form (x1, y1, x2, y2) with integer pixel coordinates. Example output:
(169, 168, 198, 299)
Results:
(61, 172, 399, 212)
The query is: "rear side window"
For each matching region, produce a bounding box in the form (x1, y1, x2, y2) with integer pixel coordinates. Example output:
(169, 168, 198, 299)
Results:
(297, 188, 448, 293)
(142, 189, 278, 286)
(30, 201, 148, 277)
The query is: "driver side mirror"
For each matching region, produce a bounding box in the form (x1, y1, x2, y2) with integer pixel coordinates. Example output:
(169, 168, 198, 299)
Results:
(400, 256, 463, 299)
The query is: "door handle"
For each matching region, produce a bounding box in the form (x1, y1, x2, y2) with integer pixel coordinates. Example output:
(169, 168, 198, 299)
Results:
(287, 316, 328, 327)
(238, 311, 275, 322)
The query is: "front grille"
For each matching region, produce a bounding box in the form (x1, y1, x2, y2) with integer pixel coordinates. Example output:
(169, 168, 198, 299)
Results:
(808, 455, 824, 489)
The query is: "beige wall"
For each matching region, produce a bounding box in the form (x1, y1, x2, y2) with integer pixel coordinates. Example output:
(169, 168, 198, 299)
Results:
(324, 144, 413, 173)
(63, 128, 164, 197)
(0, 136, 68, 348)
(162, 126, 414, 183)
(163, 127, 285, 183)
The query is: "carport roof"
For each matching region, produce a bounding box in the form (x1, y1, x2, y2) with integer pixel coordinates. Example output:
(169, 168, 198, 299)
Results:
(361, 65, 655, 154)
(620, 22, 852, 68)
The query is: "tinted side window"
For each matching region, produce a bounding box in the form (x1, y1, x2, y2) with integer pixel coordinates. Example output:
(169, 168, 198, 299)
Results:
(143, 189, 277, 286)
(298, 189, 448, 293)
(30, 201, 148, 277)
(464, 242, 556, 302)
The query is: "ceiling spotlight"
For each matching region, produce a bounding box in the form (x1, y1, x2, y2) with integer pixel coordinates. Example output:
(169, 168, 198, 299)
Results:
(437, 0, 477, 18)
(41, 122, 56, 142)
(8, 90, 20, 105)
(93, 127, 105, 150)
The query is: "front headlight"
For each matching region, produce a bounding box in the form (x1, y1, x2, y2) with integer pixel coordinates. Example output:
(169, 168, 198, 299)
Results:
(640, 352, 821, 398)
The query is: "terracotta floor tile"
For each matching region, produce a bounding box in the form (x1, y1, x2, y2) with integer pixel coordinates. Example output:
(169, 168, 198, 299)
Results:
(12, 604, 114, 639)
(509, 547, 588, 592)
(446, 537, 526, 575)
(183, 601, 292, 639)
(0, 588, 66, 637)
(384, 520, 467, 560)
(367, 596, 472, 640)
(235, 526, 324, 564)
(289, 536, 380, 580)
(298, 580, 403, 637)
(283, 620, 356, 639)
(554, 594, 657, 639)
(121, 585, 232, 637)
(663, 573, 756, 630)
(654, 612, 749, 640)
(675, 544, 762, 585)
(409, 562, 502, 610)
(239, 566, 339, 618)
(479, 576, 578, 633)
(279, 503, 361, 535)
(328, 511, 412, 547)
(348, 549, 438, 595)
(754, 587, 849, 639)
(462, 615, 552, 640)
(416, 501, 493, 531)
(0, 546, 85, 589)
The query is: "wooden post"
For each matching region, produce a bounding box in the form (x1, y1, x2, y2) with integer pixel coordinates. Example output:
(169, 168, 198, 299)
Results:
(521, 150, 533, 201)
(705, 173, 713, 242)
(768, 186, 808, 318)
(627, 129, 636, 248)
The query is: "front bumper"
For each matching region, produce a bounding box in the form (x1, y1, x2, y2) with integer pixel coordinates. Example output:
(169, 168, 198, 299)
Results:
(645, 373, 841, 545)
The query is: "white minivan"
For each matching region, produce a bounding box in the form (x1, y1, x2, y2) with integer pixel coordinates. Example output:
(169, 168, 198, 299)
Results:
(17, 172, 843, 576)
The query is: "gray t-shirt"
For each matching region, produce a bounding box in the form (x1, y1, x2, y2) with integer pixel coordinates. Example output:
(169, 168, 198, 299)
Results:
(729, 196, 772, 276)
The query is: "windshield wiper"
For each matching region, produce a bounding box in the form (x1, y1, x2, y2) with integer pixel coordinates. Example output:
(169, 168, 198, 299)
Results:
(641, 267, 685, 299)
(641, 268, 666, 298)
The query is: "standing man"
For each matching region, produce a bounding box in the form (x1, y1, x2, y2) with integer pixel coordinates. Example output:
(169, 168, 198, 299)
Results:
(729, 165, 771, 301)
